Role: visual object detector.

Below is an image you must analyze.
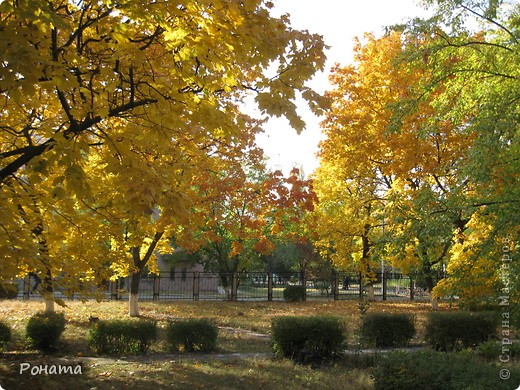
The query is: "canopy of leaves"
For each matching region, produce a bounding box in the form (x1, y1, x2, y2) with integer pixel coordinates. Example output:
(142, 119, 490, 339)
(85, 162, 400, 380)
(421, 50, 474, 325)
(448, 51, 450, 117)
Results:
(314, 0, 519, 304)
(0, 0, 327, 300)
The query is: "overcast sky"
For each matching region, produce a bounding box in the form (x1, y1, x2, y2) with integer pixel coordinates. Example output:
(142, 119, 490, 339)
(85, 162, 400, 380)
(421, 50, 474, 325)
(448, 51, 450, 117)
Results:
(255, 0, 431, 176)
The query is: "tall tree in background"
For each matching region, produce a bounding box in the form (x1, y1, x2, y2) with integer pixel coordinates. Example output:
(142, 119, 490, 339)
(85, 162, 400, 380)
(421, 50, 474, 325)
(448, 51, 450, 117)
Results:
(315, 0, 518, 307)
(314, 31, 477, 306)
(402, 0, 520, 305)
(0, 0, 327, 314)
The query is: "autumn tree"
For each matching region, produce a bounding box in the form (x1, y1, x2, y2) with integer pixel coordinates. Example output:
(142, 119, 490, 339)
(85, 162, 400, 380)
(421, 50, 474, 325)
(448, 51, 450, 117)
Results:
(314, 31, 478, 306)
(0, 0, 327, 315)
(316, 0, 519, 307)
(176, 160, 317, 297)
(313, 162, 386, 301)
(400, 0, 520, 305)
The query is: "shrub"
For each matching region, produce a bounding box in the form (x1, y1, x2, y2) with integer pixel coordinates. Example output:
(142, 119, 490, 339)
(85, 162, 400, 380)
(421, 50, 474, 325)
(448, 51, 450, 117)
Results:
(425, 311, 499, 351)
(475, 340, 501, 360)
(373, 350, 520, 390)
(166, 318, 218, 352)
(283, 285, 306, 302)
(271, 315, 346, 363)
(88, 319, 157, 355)
(0, 282, 18, 299)
(360, 313, 415, 348)
(26, 312, 66, 351)
(475, 339, 520, 361)
(0, 321, 12, 349)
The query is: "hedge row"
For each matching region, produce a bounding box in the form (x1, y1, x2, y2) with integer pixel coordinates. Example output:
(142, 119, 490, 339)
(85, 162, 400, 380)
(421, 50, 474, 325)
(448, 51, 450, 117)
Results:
(0, 310, 504, 359)
(272, 311, 503, 363)
(88, 317, 219, 355)
(373, 350, 520, 390)
(0, 314, 219, 355)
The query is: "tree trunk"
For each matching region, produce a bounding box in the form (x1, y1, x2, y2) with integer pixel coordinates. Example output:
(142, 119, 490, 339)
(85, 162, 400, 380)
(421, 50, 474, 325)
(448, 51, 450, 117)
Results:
(366, 284, 376, 301)
(361, 224, 375, 301)
(422, 263, 439, 310)
(127, 232, 164, 317)
(42, 268, 54, 313)
(44, 296, 55, 313)
(430, 295, 439, 310)
(129, 270, 141, 317)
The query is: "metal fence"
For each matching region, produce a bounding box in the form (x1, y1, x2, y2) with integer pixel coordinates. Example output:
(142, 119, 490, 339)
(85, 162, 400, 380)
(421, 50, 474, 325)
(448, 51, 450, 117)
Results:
(15, 271, 432, 302)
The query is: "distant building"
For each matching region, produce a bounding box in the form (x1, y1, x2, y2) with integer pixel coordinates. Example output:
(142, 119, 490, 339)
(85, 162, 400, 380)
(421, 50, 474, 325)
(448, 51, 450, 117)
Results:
(156, 252, 218, 293)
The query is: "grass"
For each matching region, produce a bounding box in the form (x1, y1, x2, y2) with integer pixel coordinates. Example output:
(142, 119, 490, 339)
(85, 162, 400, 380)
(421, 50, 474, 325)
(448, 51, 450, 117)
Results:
(0, 299, 515, 389)
(0, 355, 374, 390)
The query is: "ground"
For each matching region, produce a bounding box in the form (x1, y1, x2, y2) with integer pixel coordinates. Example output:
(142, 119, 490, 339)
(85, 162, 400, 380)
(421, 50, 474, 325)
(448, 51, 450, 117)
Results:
(0, 300, 515, 389)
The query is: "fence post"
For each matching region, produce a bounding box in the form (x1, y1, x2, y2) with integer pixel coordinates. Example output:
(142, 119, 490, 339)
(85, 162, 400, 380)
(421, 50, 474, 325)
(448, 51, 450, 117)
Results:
(193, 271, 200, 301)
(267, 272, 273, 302)
(382, 272, 387, 301)
(231, 272, 238, 301)
(410, 275, 415, 300)
(153, 275, 160, 301)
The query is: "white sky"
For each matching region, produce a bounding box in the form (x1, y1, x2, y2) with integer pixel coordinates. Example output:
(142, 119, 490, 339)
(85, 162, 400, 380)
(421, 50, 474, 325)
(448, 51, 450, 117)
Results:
(255, 0, 431, 176)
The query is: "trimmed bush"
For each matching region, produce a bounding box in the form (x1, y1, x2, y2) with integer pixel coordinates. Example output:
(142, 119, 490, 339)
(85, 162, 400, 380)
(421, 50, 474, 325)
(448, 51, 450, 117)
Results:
(167, 318, 218, 352)
(26, 312, 66, 351)
(271, 315, 346, 363)
(360, 313, 415, 348)
(0, 282, 18, 299)
(88, 319, 157, 355)
(373, 350, 520, 390)
(425, 311, 499, 351)
(0, 321, 12, 349)
(283, 285, 306, 302)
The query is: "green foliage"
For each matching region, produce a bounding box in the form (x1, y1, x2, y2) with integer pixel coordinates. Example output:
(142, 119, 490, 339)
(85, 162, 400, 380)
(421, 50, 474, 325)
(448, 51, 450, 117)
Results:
(0, 282, 18, 299)
(88, 319, 157, 355)
(360, 313, 415, 348)
(26, 312, 66, 351)
(271, 316, 346, 363)
(425, 311, 499, 351)
(283, 285, 306, 302)
(475, 339, 520, 361)
(166, 318, 218, 352)
(373, 350, 520, 390)
(0, 321, 12, 349)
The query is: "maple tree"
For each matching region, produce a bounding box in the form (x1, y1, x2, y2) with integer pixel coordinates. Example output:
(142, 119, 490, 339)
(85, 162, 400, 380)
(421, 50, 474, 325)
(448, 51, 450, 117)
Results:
(315, 0, 519, 307)
(0, 0, 327, 315)
(401, 0, 520, 305)
(313, 161, 385, 301)
(314, 31, 477, 306)
(175, 160, 317, 298)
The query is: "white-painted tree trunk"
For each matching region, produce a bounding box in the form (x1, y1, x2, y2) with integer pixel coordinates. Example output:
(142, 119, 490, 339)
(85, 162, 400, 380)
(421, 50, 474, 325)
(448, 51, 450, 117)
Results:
(129, 293, 140, 317)
(44, 294, 55, 313)
(366, 285, 376, 301)
(430, 294, 439, 310)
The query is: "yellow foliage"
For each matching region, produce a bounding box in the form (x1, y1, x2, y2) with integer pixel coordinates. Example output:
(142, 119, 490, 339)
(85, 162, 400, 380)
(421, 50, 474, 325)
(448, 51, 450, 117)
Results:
(0, 0, 326, 299)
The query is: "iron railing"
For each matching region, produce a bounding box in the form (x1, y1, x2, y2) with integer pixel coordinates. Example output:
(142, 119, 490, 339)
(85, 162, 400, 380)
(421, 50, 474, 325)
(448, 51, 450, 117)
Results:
(14, 271, 434, 302)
